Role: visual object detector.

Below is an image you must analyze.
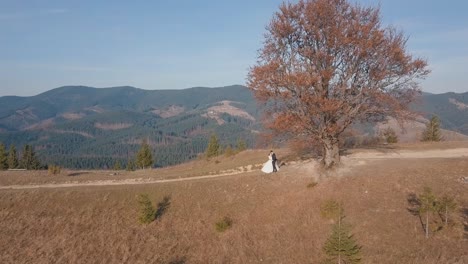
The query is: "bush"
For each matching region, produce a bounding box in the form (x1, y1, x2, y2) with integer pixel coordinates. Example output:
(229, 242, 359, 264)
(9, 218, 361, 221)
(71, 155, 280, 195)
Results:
(48, 165, 61, 175)
(224, 145, 235, 157)
(382, 127, 398, 143)
(215, 216, 233, 232)
(137, 194, 155, 224)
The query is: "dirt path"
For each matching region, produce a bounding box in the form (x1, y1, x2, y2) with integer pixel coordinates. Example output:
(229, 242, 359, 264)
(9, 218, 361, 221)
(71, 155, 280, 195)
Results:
(347, 148, 468, 160)
(0, 169, 255, 190)
(1, 148, 467, 190)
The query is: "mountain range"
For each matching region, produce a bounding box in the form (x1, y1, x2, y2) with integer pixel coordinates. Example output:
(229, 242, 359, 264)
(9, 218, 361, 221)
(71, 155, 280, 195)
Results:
(0, 85, 467, 168)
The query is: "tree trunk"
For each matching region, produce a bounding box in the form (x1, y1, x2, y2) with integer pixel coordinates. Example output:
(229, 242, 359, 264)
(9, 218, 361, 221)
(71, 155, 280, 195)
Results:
(445, 207, 448, 226)
(425, 213, 429, 238)
(322, 137, 340, 169)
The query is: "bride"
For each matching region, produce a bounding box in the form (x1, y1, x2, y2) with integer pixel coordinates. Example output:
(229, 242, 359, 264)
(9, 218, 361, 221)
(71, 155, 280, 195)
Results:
(261, 151, 279, 173)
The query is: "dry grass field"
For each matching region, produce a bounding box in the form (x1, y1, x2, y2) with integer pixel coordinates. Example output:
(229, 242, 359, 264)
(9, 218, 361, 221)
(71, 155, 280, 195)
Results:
(1, 142, 467, 263)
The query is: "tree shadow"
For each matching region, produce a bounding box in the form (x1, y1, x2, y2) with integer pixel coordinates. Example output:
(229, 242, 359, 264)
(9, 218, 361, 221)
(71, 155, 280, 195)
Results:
(67, 172, 90, 177)
(407, 192, 425, 232)
(155, 195, 171, 220)
(461, 207, 468, 240)
(168, 256, 186, 264)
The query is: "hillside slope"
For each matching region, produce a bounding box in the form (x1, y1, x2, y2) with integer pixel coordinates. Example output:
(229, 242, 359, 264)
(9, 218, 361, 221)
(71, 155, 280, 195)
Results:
(0, 85, 259, 168)
(0, 143, 467, 263)
(0, 86, 467, 169)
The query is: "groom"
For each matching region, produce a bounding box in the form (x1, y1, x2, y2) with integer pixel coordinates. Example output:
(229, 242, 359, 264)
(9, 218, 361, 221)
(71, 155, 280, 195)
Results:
(271, 150, 278, 172)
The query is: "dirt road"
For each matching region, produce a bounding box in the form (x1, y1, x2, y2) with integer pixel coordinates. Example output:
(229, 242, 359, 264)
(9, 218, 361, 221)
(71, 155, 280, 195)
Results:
(1, 148, 467, 190)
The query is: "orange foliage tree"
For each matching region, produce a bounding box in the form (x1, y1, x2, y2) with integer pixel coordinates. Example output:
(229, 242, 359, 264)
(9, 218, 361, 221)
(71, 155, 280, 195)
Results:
(248, 0, 429, 168)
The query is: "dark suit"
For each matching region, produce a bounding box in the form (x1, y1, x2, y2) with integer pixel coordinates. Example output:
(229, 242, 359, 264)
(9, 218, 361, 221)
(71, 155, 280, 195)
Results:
(272, 153, 277, 172)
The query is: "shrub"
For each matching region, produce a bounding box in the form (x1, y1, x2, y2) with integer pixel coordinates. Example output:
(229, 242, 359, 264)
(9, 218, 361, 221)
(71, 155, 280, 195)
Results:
(382, 127, 398, 143)
(224, 145, 235, 157)
(137, 194, 155, 224)
(436, 195, 457, 226)
(48, 165, 61, 175)
(215, 216, 233, 232)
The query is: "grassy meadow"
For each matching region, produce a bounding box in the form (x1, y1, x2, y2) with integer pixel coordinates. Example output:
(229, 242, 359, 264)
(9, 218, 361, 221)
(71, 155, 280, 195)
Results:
(1, 143, 467, 263)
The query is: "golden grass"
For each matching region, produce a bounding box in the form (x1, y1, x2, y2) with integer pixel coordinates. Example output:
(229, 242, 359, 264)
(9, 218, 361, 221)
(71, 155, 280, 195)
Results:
(0, 144, 467, 263)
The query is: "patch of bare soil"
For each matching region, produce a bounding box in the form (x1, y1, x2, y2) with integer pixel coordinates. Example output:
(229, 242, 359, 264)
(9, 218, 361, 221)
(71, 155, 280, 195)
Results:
(62, 112, 85, 120)
(151, 105, 185, 118)
(203, 101, 255, 124)
(94, 122, 133, 130)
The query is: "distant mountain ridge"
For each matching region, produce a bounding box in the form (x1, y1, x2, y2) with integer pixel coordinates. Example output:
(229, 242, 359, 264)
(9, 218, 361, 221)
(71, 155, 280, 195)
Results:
(416, 91, 468, 135)
(0, 85, 259, 168)
(0, 85, 256, 131)
(0, 85, 467, 169)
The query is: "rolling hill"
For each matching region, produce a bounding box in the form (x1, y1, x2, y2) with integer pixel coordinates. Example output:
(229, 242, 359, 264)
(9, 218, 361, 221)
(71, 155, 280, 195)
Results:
(0, 85, 260, 168)
(0, 143, 467, 263)
(0, 85, 467, 168)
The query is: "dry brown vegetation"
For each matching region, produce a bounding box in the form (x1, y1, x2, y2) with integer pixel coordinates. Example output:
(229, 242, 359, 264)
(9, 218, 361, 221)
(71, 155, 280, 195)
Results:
(1, 143, 467, 263)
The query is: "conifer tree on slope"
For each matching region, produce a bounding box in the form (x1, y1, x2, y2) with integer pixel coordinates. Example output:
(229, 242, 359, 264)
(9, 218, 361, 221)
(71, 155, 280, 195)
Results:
(20, 144, 41, 170)
(422, 115, 442, 142)
(436, 195, 457, 226)
(7, 144, 18, 169)
(206, 134, 220, 158)
(418, 187, 437, 238)
(323, 206, 361, 264)
(136, 140, 153, 169)
(0, 143, 7, 170)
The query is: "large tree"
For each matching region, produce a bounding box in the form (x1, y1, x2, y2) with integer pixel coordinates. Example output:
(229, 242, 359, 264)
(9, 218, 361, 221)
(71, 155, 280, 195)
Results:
(248, 0, 429, 168)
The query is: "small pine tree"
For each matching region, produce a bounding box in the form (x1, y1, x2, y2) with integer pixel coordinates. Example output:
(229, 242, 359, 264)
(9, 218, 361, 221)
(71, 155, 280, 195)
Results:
(206, 134, 220, 158)
(137, 194, 155, 224)
(0, 143, 7, 170)
(418, 187, 438, 238)
(7, 144, 18, 169)
(113, 160, 122, 170)
(422, 115, 442, 142)
(323, 211, 361, 264)
(236, 138, 247, 152)
(436, 195, 457, 226)
(224, 145, 235, 157)
(136, 140, 153, 169)
(126, 159, 136, 171)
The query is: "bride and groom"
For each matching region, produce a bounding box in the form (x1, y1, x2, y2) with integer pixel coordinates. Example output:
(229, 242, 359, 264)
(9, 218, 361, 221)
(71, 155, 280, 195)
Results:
(261, 150, 279, 173)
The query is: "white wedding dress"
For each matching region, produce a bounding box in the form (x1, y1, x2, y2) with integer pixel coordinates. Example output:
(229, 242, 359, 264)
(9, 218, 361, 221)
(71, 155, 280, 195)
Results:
(261, 155, 279, 173)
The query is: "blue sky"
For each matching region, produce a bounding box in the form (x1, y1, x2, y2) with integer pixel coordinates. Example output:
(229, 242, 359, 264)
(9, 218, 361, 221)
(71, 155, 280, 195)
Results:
(0, 0, 467, 96)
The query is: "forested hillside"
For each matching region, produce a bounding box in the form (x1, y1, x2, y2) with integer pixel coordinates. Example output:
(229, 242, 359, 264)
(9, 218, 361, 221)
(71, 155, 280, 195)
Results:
(0, 85, 466, 169)
(0, 85, 259, 168)
(417, 92, 468, 134)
